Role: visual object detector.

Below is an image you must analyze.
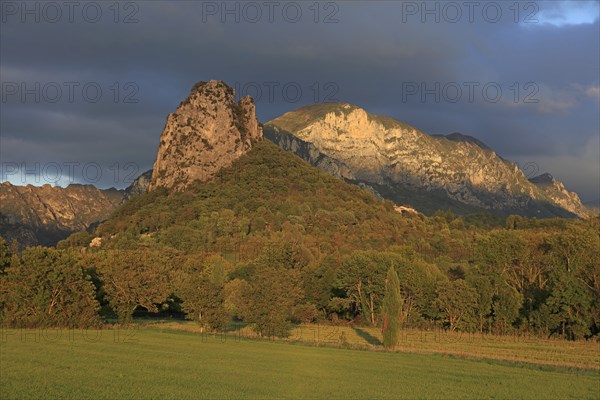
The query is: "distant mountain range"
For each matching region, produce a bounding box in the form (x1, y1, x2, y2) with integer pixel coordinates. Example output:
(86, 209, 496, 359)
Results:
(0, 81, 593, 247)
(0, 182, 122, 247)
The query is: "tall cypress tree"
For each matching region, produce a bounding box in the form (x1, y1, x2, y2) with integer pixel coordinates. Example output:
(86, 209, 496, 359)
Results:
(382, 267, 403, 349)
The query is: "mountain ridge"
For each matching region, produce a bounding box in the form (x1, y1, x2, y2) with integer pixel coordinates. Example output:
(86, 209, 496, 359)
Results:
(0, 182, 123, 247)
(265, 102, 588, 218)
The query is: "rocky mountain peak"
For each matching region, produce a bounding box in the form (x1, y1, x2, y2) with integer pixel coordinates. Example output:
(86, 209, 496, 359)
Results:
(528, 173, 589, 217)
(442, 132, 491, 150)
(266, 104, 589, 218)
(123, 169, 153, 201)
(529, 173, 556, 185)
(149, 80, 262, 191)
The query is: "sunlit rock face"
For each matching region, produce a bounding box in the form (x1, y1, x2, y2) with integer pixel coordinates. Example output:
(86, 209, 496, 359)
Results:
(149, 80, 262, 192)
(529, 173, 590, 217)
(0, 182, 123, 246)
(266, 103, 588, 218)
(123, 169, 153, 201)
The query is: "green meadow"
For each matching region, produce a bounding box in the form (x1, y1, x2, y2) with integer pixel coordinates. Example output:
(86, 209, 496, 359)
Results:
(1, 327, 598, 400)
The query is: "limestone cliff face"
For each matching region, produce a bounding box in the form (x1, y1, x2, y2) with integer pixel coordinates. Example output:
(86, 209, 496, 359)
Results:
(529, 173, 589, 217)
(264, 127, 356, 181)
(0, 182, 123, 246)
(149, 80, 263, 191)
(123, 169, 153, 201)
(266, 103, 588, 218)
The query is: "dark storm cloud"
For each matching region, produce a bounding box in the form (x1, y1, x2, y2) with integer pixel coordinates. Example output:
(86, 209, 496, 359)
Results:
(1, 1, 598, 201)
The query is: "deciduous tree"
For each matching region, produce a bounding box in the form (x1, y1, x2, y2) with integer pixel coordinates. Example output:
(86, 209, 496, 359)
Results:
(435, 279, 478, 331)
(246, 265, 302, 337)
(0, 247, 100, 327)
(90, 249, 176, 323)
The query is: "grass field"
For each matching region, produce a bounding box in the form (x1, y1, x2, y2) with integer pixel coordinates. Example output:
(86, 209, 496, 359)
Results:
(148, 321, 600, 370)
(1, 326, 599, 399)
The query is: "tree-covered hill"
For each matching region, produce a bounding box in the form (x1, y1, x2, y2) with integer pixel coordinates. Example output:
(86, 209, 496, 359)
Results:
(77, 140, 471, 260)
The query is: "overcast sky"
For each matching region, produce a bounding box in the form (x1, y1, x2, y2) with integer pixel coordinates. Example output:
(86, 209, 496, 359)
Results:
(1, 1, 599, 202)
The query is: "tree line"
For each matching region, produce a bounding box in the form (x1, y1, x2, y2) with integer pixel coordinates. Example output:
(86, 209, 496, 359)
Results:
(1, 217, 598, 341)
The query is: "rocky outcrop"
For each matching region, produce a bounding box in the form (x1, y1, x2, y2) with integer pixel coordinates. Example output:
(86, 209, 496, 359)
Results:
(123, 169, 153, 201)
(529, 173, 590, 217)
(149, 80, 263, 191)
(266, 103, 588, 218)
(434, 132, 491, 150)
(394, 205, 419, 215)
(0, 182, 123, 246)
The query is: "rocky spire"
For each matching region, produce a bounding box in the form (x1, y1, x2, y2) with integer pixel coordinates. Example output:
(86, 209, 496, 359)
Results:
(149, 80, 262, 191)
